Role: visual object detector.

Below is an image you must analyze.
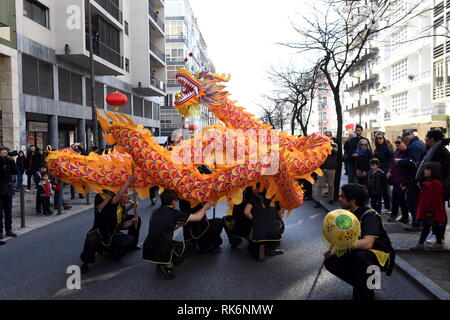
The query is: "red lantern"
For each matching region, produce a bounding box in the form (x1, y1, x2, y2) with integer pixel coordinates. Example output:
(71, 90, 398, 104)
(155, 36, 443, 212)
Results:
(189, 52, 193, 57)
(184, 58, 189, 62)
(106, 91, 128, 111)
(189, 124, 197, 131)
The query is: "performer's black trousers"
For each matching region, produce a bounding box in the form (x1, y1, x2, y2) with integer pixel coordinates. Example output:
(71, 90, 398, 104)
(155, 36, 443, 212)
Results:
(80, 215, 141, 264)
(196, 218, 224, 254)
(324, 249, 382, 300)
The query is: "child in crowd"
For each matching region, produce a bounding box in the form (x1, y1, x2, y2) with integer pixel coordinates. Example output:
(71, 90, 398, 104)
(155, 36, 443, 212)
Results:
(37, 173, 53, 216)
(367, 158, 386, 214)
(35, 166, 48, 215)
(51, 177, 72, 213)
(411, 162, 447, 251)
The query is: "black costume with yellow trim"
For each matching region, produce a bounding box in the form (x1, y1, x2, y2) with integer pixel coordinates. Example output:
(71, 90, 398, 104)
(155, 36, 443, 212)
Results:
(247, 193, 284, 258)
(324, 207, 395, 300)
(80, 193, 141, 264)
(179, 199, 224, 253)
(143, 205, 193, 265)
(223, 187, 253, 246)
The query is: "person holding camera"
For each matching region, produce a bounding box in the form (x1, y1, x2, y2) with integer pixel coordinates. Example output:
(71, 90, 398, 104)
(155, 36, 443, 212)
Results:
(0, 147, 18, 239)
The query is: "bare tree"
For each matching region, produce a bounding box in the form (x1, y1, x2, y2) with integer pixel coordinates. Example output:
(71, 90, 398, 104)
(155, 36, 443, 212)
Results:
(257, 97, 290, 131)
(282, 0, 425, 199)
(267, 64, 321, 136)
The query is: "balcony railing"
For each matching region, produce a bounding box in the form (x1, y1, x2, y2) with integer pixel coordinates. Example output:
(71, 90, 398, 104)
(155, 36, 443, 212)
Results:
(86, 33, 123, 69)
(93, 0, 123, 24)
(166, 34, 187, 42)
(149, 40, 165, 62)
(150, 76, 166, 92)
(434, 43, 444, 59)
(149, 5, 164, 31)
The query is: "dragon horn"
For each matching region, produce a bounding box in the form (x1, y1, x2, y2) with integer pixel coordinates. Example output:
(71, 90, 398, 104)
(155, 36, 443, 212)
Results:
(118, 113, 136, 126)
(211, 73, 231, 82)
(104, 110, 118, 123)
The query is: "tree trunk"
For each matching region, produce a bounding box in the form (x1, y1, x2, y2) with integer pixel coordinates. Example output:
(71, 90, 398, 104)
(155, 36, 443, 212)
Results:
(333, 88, 343, 201)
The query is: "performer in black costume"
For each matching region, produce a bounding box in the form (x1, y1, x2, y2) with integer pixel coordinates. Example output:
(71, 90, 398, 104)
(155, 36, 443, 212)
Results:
(244, 187, 285, 261)
(179, 165, 224, 253)
(223, 187, 253, 248)
(143, 190, 213, 279)
(80, 175, 141, 274)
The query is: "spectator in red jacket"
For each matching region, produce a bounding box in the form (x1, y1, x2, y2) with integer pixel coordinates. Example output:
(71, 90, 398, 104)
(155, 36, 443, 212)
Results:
(410, 162, 447, 251)
(37, 173, 53, 216)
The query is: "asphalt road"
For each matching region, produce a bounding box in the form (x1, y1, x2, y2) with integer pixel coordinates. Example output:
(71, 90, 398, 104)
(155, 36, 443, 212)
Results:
(0, 198, 434, 300)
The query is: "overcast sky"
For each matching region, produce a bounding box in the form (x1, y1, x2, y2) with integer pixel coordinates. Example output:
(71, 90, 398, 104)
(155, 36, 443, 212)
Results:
(189, 0, 314, 116)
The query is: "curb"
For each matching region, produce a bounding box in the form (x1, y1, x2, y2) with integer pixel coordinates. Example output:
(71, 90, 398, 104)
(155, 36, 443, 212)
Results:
(319, 199, 450, 300)
(4, 204, 94, 242)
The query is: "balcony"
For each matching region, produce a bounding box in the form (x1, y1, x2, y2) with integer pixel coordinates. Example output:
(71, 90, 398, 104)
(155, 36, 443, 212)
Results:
(85, 33, 123, 69)
(93, 0, 123, 24)
(151, 76, 166, 92)
(167, 34, 187, 43)
(149, 39, 165, 63)
(149, 5, 164, 32)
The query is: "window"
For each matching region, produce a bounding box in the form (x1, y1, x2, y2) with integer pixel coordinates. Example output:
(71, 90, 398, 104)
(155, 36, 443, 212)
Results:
(125, 58, 130, 72)
(153, 103, 160, 120)
(133, 96, 143, 117)
(391, 92, 408, 116)
(391, 59, 408, 83)
(144, 100, 153, 119)
(85, 80, 104, 108)
(58, 68, 82, 105)
(125, 21, 129, 36)
(23, 0, 49, 28)
(22, 54, 53, 99)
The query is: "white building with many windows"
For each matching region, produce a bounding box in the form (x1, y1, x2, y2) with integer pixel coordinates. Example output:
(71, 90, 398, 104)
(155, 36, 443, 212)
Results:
(371, 0, 448, 142)
(162, 0, 215, 138)
(1, 0, 166, 152)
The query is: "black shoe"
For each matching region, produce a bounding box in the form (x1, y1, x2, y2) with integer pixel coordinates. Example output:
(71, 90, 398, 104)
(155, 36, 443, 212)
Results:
(0, 233, 3, 240)
(6, 231, 17, 238)
(80, 263, 89, 274)
(230, 238, 243, 248)
(388, 216, 397, 222)
(0, 240, 5, 245)
(157, 265, 175, 280)
(79, 196, 84, 199)
(399, 218, 409, 225)
(44, 211, 53, 216)
(267, 248, 284, 256)
(131, 245, 141, 251)
(71, 196, 75, 200)
(36, 212, 43, 216)
(314, 202, 321, 208)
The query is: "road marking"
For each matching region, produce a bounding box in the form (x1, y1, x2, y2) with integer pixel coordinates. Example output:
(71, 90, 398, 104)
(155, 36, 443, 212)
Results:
(309, 213, 320, 219)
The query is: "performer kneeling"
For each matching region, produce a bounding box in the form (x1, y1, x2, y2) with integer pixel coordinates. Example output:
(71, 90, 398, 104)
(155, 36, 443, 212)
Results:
(244, 187, 285, 261)
(179, 199, 224, 254)
(80, 175, 141, 274)
(223, 187, 253, 248)
(324, 184, 395, 300)
(143, 190, 213, 279)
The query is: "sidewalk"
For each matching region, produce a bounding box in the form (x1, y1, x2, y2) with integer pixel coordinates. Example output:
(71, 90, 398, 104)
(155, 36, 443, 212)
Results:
(6, 185, 94, 239)
(314, 178, 450, 300)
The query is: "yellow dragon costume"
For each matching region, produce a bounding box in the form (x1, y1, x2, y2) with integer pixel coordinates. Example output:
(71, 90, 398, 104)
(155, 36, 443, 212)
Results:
(46, 69, 332, 213)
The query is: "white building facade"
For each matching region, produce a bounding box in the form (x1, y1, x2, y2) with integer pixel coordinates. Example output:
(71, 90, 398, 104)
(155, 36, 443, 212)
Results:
(162, 0, 215, 137)
(3, 0, 166, 151)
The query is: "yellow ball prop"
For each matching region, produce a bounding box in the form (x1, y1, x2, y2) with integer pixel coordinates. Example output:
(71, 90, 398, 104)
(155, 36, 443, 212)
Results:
(322, 209, 361, 256)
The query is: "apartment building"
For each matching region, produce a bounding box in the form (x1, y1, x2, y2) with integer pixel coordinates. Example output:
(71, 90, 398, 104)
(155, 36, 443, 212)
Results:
(342, 45, 380, 141)
(0, 0, 19, 149)
(161, 0, 215, 137)
(372, 0, 447, 143)
(309, 81, 337, 136)
(431, 0, 450, 132)
(2, 0, 166, 152)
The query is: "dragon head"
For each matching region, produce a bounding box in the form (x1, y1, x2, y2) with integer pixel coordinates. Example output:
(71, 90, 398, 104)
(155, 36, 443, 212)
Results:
(174, 68, 231, 117)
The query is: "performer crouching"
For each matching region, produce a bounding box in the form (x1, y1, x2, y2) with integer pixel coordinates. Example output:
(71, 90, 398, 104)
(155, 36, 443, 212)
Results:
(223, 187, 253, 248)
(244, 187, 285, 261)
(80, 175, 141, 274)
(143, 190, 213, 280)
